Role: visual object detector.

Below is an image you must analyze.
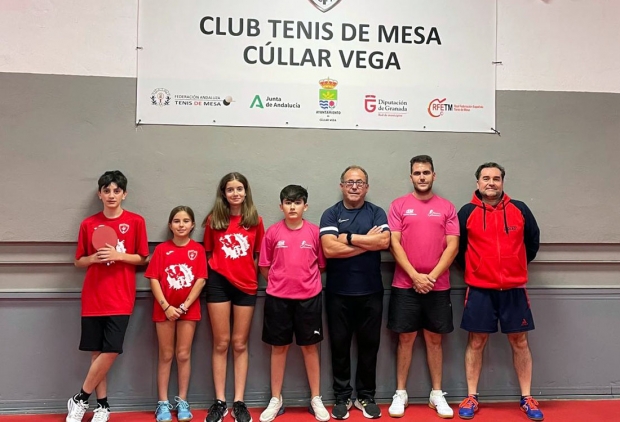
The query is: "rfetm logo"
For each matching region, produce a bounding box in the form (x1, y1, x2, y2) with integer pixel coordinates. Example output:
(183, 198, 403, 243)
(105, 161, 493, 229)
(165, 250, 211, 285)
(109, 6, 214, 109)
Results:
(364, 95, 377, 113)
(428, 98, 453, 118)
(308, 0, 342, 13)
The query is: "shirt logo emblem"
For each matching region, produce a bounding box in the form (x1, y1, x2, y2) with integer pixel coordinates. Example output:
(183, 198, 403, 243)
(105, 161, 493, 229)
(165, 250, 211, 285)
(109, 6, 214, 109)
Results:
(404, 209, 416, 216)
(219, 233, 250, 259)
(118, 223, 130, 234)
(300, 240, 312, 249)
(338, 218, 349, 223)
(166, 251, 174, 256)
(188, 250, 198, 260)
(165, 264, 195, 290)
(428, 209, 441, 217)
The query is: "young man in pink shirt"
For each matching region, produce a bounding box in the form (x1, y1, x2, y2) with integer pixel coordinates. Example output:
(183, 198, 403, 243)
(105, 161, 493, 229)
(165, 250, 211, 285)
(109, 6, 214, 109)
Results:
(387, 155, 459, 419)
(258, 185, 330, 422)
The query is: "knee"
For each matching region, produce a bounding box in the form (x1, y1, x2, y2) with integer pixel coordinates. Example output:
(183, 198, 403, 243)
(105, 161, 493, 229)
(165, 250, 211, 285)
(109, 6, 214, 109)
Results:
(232, 338, 248, 354)
(398, 332, 417, 347)
(213, 337, 230, 354)
(176, 348, 191, 364)
(468, 333, 489, 351)
(424, 333, 443, 349)
(160, 349, 175, 364)
(508, 333, 529, 351)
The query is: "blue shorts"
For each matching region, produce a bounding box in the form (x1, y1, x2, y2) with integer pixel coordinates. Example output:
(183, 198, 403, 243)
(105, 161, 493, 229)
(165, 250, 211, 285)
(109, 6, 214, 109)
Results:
(460, 286, 534, 334)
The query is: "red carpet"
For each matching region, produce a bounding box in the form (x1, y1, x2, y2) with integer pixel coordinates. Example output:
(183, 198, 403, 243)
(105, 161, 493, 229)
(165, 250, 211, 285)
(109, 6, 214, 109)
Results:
(1, 400, 616, 422)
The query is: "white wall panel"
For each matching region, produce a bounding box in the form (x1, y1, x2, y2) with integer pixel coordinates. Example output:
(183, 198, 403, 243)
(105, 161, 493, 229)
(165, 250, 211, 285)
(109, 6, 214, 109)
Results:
(0, 0, 619, 93)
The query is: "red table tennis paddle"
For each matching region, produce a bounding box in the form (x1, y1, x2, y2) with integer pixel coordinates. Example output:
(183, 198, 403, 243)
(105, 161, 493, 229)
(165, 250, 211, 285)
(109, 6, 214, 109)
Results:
(92, 225, 118, 265)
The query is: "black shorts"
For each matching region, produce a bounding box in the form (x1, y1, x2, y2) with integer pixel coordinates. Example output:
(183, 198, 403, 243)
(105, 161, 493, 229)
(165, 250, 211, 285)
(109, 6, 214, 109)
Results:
(262, 293, 324, 346)
(460, 286, 535, 334)
(387, 287, 454, 334)
(206, 269, 257, 306)
(79, 315, 130, 354)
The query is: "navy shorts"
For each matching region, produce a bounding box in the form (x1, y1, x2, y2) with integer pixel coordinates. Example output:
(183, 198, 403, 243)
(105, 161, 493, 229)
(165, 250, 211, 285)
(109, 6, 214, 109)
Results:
(79, 315, 130, 354)
(262, 293, 323, 346)
(387, 287, 454, 334)
(461, 286, 535, 334)
(206, 268, 257, 306)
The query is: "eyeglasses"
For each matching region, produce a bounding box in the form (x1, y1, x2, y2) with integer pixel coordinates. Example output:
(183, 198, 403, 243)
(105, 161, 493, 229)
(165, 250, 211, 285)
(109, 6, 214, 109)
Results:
(341, 180, 368, 188)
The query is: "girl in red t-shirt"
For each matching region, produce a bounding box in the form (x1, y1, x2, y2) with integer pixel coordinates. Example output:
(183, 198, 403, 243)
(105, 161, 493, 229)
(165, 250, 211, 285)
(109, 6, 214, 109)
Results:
(202, 173, 264, 422)
(146, 206, 207, 422)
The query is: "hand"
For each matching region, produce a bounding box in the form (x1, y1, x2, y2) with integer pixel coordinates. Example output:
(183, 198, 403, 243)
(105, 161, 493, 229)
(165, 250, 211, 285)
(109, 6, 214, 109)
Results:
(412, 273, 435, 294)
(366, 226, 383, 235)
(96, 244, 120, 264)
(165, 306, 183, 321)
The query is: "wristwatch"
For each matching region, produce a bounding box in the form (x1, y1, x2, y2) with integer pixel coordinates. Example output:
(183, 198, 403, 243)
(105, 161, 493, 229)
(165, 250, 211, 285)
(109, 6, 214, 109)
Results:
(179, 303, 188, 314)
(346, 232, 353, 246)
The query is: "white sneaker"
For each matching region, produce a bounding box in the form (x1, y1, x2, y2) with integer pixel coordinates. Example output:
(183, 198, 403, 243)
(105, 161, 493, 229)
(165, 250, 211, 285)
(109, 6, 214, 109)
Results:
(309, 396, 330, 421)
(429, 390, 454, 419)
(260, 396, 284, 422)
(388, 390, 408, 418)
(92, 405, 111, 422)
(66, 397, 89, 422)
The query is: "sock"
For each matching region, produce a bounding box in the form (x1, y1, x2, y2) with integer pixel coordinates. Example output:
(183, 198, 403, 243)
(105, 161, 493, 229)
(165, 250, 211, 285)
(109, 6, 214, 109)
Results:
(74, 389, 91, 403)
(97, 397, 110, 409)
(431, 389, 443, 395)
(396, 389, 407, 394)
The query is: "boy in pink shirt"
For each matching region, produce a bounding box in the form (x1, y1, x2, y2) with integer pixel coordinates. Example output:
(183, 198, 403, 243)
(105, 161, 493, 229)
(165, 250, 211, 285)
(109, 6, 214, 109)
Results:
(258, 185, 329, 422)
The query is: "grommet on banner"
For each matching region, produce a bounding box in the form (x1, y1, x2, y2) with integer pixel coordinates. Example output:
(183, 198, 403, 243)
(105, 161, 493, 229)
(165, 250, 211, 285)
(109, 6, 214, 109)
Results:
(136, 46, 143, 50)
(491, 127, 501, 136)
(492, 61, 503, 65)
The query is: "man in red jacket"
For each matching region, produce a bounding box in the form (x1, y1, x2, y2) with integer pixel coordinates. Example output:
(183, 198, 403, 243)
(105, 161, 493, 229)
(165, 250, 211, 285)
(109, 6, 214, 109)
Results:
(456, 163, 543, 421)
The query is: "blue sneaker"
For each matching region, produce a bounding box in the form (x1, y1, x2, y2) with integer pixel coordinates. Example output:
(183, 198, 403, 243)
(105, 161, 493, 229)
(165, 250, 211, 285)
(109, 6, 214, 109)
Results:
(155, 401, 173, 422)
(520, 396, 544, 421)
(458, 395, 479, 419)
(175, 396, 193, 422)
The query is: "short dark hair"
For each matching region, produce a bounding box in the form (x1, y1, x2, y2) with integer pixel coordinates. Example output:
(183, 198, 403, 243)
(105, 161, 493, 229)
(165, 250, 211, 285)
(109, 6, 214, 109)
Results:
(98, 170, 127, 191)
(410, 155, 434, 173)
(280, 185, 308, 203)
(475, 162, 506, 180)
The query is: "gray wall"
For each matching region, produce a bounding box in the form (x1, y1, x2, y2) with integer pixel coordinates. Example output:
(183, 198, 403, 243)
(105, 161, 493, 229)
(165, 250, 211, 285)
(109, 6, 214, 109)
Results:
(1, 73, 619, 413)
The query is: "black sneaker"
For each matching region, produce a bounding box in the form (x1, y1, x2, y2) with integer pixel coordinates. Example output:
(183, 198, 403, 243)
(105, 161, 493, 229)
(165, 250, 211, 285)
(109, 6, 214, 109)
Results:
(354, 398, 381, 419)
(331, 398, 352, 420)
(232, 401, 253, 422)
(205, 400, 228, 422)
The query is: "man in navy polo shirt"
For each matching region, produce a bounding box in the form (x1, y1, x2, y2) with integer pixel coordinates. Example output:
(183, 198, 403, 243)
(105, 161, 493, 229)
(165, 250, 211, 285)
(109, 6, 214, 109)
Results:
(320, 165, 390, 420)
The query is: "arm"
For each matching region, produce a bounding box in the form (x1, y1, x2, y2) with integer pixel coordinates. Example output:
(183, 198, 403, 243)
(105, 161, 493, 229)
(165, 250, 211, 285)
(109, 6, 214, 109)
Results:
(456, 204, 473, 270)
(150, 278, 182, 321)
(390, 231, 435, 293)
(97, 244, 149, 266)
(259, 266, 270, 281)
(517, 201, 540, 263)
(321, 234, 366, 259)
(74, 253, 99, 268)
(429, 235, 459, 280)
(182, 277, 206, 309)
(349, 226, 391, 251)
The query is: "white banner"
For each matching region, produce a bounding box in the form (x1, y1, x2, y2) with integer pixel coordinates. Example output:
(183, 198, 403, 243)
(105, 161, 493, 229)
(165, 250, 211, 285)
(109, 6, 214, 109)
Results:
(137, 0, 496, 133)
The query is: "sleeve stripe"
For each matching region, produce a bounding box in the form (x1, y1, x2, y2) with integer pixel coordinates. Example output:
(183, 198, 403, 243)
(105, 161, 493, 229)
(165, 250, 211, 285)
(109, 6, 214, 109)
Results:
(379, 224, 390, 230)
(320, 226, 338, 233)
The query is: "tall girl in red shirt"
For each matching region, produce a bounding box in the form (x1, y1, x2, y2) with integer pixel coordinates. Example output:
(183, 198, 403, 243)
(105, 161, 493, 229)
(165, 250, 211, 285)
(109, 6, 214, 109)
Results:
(202, 173, 265, 422)
(146, 206, 207, 422)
